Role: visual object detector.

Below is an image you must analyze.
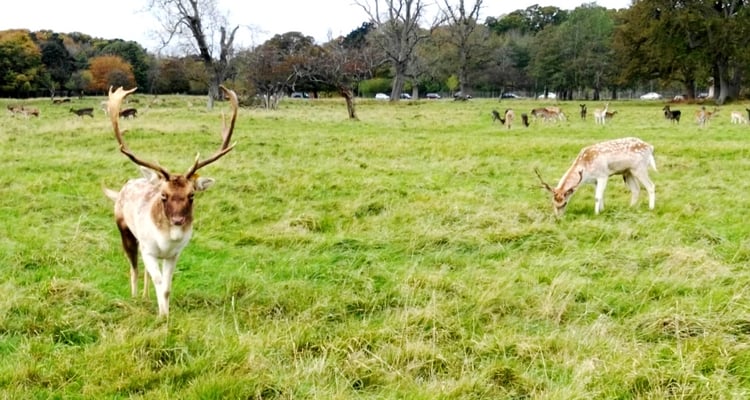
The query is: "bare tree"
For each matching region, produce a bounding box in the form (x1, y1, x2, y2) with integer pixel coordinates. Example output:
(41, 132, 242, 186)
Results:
(355, 0, 436, 101)
(439, 0, 486, 96)
(148, 0, 238, 109)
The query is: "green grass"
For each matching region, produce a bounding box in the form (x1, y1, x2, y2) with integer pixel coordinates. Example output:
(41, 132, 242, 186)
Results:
(2, 95, 750, 398)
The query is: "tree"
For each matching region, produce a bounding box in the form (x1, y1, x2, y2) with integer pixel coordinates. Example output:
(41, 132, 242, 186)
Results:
(98, 40, 151, 92)
(355, 0, 434, 101)
(38, 33, 75, 97)
(439, 0, 486, 96)
(234, 32, 316, 110)
(615, 0, 750, 103)
(87, 55, 136, 93)
(554, 4, 616, 99)
(148, 0, 239, 108)
(301, 24, 383, 119)
(0, 30, 43, 97)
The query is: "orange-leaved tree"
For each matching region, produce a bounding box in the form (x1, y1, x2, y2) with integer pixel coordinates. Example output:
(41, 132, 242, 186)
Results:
(87, 55, 135, 93)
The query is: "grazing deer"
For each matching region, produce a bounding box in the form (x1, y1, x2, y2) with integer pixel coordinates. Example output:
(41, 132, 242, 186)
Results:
(103, 85, 238, 317)
(593, 103, 609, 125)
(491, 109, 504, 124)
(605, 110, 618, 121)
(579, 104, 587, 120)
(730, 110, 748, 124)
(534, 137, 656, 216)
(70, 107, 94, 118)
(521, 113, 529, 127)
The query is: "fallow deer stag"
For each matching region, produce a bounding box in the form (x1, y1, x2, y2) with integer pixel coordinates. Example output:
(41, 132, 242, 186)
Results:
(103, 85, 238, 317)
(535, 137, 656, 217)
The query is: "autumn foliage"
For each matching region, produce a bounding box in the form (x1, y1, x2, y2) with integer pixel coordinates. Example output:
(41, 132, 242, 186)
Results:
(87, 55, 135, 93)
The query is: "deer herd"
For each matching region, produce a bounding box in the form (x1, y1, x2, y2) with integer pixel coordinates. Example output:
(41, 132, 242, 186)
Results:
(4, 89, 749, 317)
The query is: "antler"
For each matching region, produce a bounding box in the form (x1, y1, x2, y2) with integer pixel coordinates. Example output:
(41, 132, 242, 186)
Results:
(534, 168, 554, 193)
(108, 86, 170, 178)
(185, 85, 239, 178)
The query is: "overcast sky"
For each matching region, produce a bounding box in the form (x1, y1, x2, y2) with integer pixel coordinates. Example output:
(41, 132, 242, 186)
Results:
(1, 0, 631, 52)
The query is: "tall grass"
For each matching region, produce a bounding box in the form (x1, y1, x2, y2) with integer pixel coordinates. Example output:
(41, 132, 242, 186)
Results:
(2, 95, 750, 398)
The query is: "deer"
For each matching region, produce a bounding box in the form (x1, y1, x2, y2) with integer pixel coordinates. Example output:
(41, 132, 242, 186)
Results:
(491, 109, 504, 124)
(593, 103, 609, 125)
(534, 137, 656, 217)
(730, 110, 748, 124)
(103, 85, 238, 318)
(70, 107, 94, 118)
(119, 108, 138, 118)
(504, 109, 515, 129)
(663, 105, 681, 124)
(579, 104, 587, 120)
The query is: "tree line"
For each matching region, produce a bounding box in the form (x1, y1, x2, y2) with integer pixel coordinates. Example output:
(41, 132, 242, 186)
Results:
(1, 0, 748, 109)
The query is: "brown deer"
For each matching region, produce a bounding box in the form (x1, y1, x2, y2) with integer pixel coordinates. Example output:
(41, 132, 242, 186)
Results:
(535, 137, 656, 216)
(103, 85, 238, 317)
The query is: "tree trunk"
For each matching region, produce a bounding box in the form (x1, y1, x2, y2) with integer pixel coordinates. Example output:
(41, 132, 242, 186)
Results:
(340, 87, 358, 120)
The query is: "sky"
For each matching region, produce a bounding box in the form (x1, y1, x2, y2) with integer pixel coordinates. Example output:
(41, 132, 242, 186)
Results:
(0, 0, 632, 52)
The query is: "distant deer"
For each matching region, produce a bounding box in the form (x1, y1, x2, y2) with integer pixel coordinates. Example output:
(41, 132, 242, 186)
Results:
(534, 137, 656, 216)
(579, 104, 587, 120)
(696, 106, 719, 127)
(521, 113, 529, 127)
(119, 108, 138, 118)
(593, 103, 609, 125)
(70, 107, 94, 118)
(103, 85, 238, 318)
(663, 105, 681, 124)
(491, 109, 504, 124)
(504, 109, 515, 129)
(731, 110, 748, 124)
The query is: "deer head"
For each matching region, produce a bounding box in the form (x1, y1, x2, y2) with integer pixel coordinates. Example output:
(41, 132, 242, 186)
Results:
(107, 85, 238, 227)
(535, 167, 582, 216)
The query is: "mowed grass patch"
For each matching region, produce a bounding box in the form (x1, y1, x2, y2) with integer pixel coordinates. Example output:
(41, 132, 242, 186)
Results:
(2, 95, 750, 398)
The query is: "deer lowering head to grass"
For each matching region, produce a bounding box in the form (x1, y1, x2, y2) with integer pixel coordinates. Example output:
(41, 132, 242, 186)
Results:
(535, 137, 656, 217)
(103, 85, 238, 317)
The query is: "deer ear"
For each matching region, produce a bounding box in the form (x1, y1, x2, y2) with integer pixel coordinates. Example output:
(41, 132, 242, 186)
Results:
(194, 177, 215, 191)
(139, 166, 162, 184)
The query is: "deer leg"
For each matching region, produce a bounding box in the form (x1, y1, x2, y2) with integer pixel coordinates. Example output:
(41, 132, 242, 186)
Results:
(623, 173, 641, 206)
(117, 223, 139, 297)
(143, 271, 149, 298)
(632, 169, 656, 210)
(141, 254, 169, 317)
(594, 177, 609, 214)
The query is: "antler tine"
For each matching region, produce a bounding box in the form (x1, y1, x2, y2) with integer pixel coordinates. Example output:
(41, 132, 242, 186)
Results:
(185, 85, 239, 177)
(534, 167, 554, 192)
(108, 86, 170, 178)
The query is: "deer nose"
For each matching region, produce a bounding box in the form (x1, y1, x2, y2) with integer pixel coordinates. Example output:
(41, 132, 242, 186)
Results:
(171, 216, 186, 226)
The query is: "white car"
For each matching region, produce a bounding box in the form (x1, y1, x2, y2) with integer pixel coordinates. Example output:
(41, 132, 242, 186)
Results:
(375, 93, 389, 100)
(640, 92, 663, 100)
(538, 93, 557, 99)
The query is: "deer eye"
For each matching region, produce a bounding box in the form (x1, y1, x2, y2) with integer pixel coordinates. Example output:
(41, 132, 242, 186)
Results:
(161, 193, 167, 202)
(188, 193, 195, 202)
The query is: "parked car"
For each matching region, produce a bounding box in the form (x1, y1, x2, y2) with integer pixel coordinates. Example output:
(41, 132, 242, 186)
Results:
(291, 92, 308, 99)
(640, 92, 663, 100)
(538, 92, 557, 99)
(500, 92, 521, 99)
(375, 93, 389, 100)
(400, 93, 411, 99)
(426, 93, 441, 99)
(453, 91, 472, 99)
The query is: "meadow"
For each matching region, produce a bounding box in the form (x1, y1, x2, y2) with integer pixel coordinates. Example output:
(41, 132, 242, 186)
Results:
(1, 93, 750, 399)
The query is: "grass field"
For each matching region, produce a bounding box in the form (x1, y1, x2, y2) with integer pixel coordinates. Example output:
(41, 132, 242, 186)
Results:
(2, 94, 750, 398)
